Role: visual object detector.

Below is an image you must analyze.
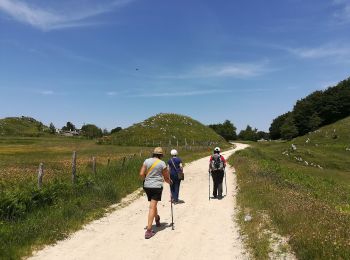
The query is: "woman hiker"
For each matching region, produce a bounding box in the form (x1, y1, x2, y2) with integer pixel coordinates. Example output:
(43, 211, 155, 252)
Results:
(139, 147, 171, 239)
(209, 147, 226, 199)
(167, 149, 184, 203)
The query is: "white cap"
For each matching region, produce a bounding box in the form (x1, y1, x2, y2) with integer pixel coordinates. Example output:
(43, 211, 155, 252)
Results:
(170, 149, 178, 156)
(214, 147, 220, 152)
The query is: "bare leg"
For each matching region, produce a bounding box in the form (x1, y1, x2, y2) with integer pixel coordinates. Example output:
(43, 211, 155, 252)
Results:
(147, 200, 158, 230)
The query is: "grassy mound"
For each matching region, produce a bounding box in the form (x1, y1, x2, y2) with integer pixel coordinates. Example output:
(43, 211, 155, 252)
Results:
(229, 117, 350, 259)
(109, 113, 227, 146)
(0, 117, 49, 137)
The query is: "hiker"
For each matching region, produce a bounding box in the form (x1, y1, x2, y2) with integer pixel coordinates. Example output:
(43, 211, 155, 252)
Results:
(167, 149, 184, 204)
(209, 147, 226, 199)
(139, 147, 171, 239)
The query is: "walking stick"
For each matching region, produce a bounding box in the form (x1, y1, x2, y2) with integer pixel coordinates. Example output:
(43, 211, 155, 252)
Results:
(170, 183, 174, 230)
(208, 170, 211, 201)
(224, 168, 227, 196)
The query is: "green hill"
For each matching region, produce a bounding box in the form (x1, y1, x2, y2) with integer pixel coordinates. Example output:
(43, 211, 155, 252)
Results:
(0, 117, 49, 137)
(286, 116, 350, 171)
(109, 113, 227, 146)
(229, 117, 350, 259)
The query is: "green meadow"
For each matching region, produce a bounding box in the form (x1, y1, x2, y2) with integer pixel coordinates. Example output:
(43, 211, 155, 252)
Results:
(230, 117, 350, 259)
(0, 135, 214, 259)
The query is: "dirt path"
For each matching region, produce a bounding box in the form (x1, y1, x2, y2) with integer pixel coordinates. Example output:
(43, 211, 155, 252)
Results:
(30, 143, 249, 260)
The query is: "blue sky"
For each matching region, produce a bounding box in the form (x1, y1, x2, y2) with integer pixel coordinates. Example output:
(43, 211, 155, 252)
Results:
(0, 0, 350, 132)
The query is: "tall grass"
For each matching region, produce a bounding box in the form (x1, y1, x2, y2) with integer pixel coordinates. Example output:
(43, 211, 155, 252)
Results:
(229, 144, 350, 259)
(0, 135, 218, 259)
(0, 157, 143, 259)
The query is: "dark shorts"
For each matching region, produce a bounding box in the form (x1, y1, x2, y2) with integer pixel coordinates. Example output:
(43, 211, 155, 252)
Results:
(143, 187, 163, 201)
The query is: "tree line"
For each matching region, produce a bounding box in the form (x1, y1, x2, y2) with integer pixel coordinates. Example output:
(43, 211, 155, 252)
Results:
(48, 122, 123, 139)
(269, 77, 350, 140)
(209, 120, 269, 142)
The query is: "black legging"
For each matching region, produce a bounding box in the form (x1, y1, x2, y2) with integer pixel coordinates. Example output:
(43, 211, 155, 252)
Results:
(212, 170, 224, 197)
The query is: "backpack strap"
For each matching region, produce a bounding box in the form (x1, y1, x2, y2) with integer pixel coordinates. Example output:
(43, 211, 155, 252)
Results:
(146, 159, 161, 177)
(171, 158, 178, 171)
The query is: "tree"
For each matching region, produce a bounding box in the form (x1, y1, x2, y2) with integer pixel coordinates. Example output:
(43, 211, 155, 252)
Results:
(269, 112, 291, 140)
(238, 125, 258, 141)
(81, 124, 103, 139)
(280, 115, 298, 140)
(308, 113, 322, 132)
(257, 131, 269, 140)
(111, 127, 122, 134)
(49, 123, 56, 134)
(103, 128, 109, 135)
(37, 122, 44, 132)
(62, 122, 76, 132)
(208, 120, 237, 141)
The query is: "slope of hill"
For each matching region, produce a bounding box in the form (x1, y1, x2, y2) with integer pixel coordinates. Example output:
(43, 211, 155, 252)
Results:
(109, 113, 227, 146)
(0, 117, 49, 137)
(229, 117, 350, 259)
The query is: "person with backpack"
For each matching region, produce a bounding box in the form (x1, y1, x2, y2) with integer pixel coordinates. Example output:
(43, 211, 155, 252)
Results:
(139, 147, 171, 239)
(209, 147, 226, 199)
(167, 149, 184, 204)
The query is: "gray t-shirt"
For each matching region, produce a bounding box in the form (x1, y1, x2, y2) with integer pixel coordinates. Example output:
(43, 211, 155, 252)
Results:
(143, 158, 167, 188)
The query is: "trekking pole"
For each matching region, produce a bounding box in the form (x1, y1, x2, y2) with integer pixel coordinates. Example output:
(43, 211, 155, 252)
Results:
(170, 183, 174, 230)
(208, 170, 211, 201)
(224, 168, 227, 196)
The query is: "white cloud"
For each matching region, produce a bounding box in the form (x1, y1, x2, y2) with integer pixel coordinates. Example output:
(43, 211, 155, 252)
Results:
(0, 0, 133, 31)
(333, 0, 350, 23)
(159, 60, 270, 79)
(106, 91, 118, 96)
(135, 89, 232, 97)
(131, 87, 272, 98)
(287, 45, 350, 59)
(40, 90, 54, 95)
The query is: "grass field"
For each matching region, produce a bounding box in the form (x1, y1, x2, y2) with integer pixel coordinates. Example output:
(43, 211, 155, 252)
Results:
(0, 136, 217, 259)
(229, 117, 350, 259)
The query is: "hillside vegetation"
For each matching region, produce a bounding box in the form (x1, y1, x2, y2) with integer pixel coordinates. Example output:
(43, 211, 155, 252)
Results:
(108, 113, 227, 146)
(0, 134, 212, 259)
(230, 117, 350, 259)
(270, 77, 350, 140)
(0, 117, 49, 137)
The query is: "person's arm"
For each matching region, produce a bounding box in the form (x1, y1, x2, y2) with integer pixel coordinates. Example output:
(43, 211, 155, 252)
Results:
(221, 156, 227, 168)
(162, 167, 171, 184)
(139, 164, 147, 180)
(179, 158, 183, 171)
(208, 156, 212, 172)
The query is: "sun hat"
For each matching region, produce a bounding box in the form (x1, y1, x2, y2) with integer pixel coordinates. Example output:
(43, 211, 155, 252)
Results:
(153, 147, 163, 155)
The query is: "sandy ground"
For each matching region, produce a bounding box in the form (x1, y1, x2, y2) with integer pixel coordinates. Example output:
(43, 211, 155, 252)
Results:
(30, 143, 249, 260)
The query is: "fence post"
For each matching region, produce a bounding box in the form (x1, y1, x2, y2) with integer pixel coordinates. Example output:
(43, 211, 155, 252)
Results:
(122, 156, 126, 167)
(72, 151, 77, 184)
(92, 156, 96, 174)
(107, 158, 110, 166)
(38, 163, 44, 189)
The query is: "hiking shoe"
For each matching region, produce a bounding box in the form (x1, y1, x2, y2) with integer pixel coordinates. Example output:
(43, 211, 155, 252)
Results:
(145, 229, 156, 239)
(155, 215, 161, 227)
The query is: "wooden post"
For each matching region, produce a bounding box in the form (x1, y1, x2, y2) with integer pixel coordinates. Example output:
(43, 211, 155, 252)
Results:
(92, 156, 96, 174)
(72, 151, 77, 184)
(122, 156, 126, 167)
(38, 163, 44, 189)
(107, 158, 110, 166)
